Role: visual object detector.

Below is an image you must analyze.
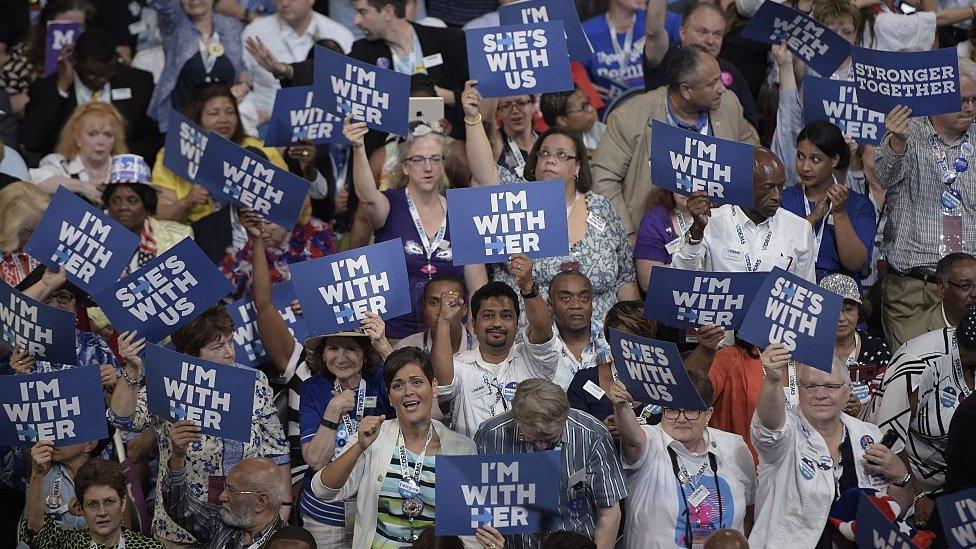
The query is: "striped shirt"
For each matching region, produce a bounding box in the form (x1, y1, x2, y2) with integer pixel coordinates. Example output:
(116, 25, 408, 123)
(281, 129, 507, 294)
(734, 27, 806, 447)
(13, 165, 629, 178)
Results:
(474, 409, 628, 549)
(374, 448, 436, 548)
(281, 343, 313, 484)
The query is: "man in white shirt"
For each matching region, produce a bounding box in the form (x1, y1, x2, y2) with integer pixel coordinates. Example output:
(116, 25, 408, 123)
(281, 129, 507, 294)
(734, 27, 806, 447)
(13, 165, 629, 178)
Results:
(431, 254, 561, 439)
(672, 147, 817, 282)
(549, 270, 609, 390)
(241, 0, 354, 121)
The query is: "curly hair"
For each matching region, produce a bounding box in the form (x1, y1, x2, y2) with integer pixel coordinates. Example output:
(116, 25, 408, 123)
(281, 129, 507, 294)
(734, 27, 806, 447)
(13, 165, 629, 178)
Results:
(390, 130, 453, 191)
(55, 102, 128, 159)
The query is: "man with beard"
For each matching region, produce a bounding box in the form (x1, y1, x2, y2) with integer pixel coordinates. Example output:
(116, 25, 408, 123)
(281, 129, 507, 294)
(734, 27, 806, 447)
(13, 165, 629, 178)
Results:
(432, 254, 561, 438)
(548, 270, 610, 390)
(161, 420, 285, 548)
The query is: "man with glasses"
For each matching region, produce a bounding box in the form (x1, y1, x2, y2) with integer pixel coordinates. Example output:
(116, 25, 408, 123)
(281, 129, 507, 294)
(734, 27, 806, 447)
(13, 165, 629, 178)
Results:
(497, 94, 538, 178)
(540, 89, 606, 157)
(474, 379, 626, 549)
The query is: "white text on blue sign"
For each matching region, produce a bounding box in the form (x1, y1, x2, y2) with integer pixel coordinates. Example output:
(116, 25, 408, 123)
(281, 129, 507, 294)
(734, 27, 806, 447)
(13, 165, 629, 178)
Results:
(949, 497, 976, 546)
(476, 191, 546, 256)
(483, 29, 550, 90)
(771, 16, 829, 61)
(0, 293, 53, 355)
(673, 276, 743, 325)
(165, 362, 233, 429)
(330, 64, 390, 124)
(115, 255, 199, 325)
(621, 341, 675, 402)
(221, 156, 285, 214)
(670, 137, 731, 197)
(290, 91, 337, 141)
(853, 65, 956, 98)
(320, 255, 390, 324)
(765, 277, 823, 351)
(54, 211, 114, 283)
(462, 461, 536, 529)
(179, 122, 208, 180)
(3, 379, 79, 441)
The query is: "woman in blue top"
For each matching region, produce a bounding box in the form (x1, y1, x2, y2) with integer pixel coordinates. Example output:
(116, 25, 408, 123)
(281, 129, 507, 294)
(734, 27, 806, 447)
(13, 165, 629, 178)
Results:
(299, 330, 395, 548)
(781, 120, 876, 284)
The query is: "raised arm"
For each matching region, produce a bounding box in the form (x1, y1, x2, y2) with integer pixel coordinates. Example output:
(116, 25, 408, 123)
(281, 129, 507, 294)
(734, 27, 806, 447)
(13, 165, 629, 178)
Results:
(683, 324, 724, 375)
(461, 80, 501, 186)
(431, 291, 464, 386)
(756, 344, 792, 430)
(243, 209, 295, 375)
(508, 254, 552, 344)
(110, 331, 148, 420)
(643, 0, 671, 69)
(343, 116, 390, 228)
(26, 440, 55, 534)
(609, 380, 645, 465)
(20, 266, 65, 302)
(317, 415, 384, 492)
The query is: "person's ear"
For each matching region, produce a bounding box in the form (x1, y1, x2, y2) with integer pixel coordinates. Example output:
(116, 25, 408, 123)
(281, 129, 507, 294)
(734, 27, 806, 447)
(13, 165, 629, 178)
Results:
(554, 114, 568, 129)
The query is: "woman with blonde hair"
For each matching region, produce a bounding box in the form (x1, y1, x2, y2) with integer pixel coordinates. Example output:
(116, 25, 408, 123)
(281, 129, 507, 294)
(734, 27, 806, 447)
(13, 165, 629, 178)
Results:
(28, 102, 127, 206)
(0, 181, 51, 285)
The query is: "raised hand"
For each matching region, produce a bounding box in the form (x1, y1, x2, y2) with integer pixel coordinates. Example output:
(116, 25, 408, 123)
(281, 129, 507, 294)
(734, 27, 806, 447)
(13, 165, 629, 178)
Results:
(169, 420, 202, 458)
(30, 440, 55, 477)
(696, 324, 725, 352)
(507, 254, 535, 294)
(686, 191, 712, 239)
(760, 343, 791, 382)
(342, 115, 369, 149)
(608, 379, 634, 408)
(885, 105, 912, 145)
(357, 415, 386, 450)
(437, 290, 464, 323)
(461, 80, 482, 119)
(361, 312, 387, 343)
(9, 346, 35, 374)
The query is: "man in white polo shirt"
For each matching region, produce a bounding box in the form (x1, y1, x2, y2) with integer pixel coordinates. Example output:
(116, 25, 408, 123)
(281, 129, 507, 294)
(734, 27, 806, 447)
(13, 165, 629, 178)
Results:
(431, 254, 560, 438)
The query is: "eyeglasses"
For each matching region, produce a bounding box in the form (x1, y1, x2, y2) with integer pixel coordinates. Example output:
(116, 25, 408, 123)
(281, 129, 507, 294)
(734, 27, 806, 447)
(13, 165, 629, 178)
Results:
(564, 102, 594, 114)
(537, 149, 578, 162)
(43, 292, 75, 305)
(405, 154, 445, 166)
(662, 408, 703, 421)
(946, 279, 976, 293)
(799, 382, 849, 391)
(83, 497, 120, 511)
(498, 98, 533, 112)
(224, 486, 265, 497)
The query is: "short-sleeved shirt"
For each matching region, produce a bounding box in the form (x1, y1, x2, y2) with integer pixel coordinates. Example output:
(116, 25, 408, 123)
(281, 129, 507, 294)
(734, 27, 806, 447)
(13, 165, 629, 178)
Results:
(634, 205, 680, 264)
(580, 11, 647, 103)
(373, 446, 436, 548)
(567, 365, 614, 422)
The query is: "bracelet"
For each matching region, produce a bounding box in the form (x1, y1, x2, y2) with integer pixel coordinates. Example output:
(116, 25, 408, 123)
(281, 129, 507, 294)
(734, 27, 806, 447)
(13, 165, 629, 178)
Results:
(520, 285, 539, 299)
(320, 417, 339, 430)
(684, 229, 703, 246)
(119, 366, 145, 387)
(890, 471, 912, 488)
(464, 113, 483, 126)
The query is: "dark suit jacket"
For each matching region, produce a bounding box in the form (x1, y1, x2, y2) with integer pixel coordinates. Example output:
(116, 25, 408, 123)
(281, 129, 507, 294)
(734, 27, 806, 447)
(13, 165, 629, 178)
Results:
(191, 205, 233, 265)
(21, 63, 161, 165)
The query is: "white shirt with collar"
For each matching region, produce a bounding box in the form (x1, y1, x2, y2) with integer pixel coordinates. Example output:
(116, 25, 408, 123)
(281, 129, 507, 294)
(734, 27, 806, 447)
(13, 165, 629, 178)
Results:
(439, 332, 561, 438)
(29, 154, 90, 185)
(552, 323, 609, 390)
(394, 327, 475, 354)
(671, 204, 817, 282)
(749, 410, 887, 548)
(241, 12, 355, 117)
(56, 74, 111, 104)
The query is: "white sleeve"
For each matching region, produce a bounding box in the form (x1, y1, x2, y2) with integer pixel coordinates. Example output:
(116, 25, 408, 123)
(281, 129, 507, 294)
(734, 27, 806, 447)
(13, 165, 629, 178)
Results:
(311, 449, 366, 502)
(521, 333, 561, 380)
(622, 425, 664, 470)
(750, 411, 796, 466)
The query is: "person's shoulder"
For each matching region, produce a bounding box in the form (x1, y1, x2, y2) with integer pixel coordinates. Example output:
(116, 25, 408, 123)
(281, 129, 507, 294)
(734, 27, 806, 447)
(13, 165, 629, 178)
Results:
(150, 217, 192, 235)
(435, 419, 477, 451)
(244, 13, 276, 34)
(312, 12, 354, 37)
(581, 13, 607, 32)
(902, 326, 954, 355)
(567, 407, 611, 436)
(774, 207, 811, 229)
(708, 427, 750, 454)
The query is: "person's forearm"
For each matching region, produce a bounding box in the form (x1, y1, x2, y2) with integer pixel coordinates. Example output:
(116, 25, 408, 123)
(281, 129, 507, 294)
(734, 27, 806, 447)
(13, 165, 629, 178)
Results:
(613, 405, 645, 464)
(616, 282, 640, 302)
(155, 195, 195, 222)
(523, 293, 553, 344)
(434, 86, 456, 106)
(168, 451, 186, 472)
(21, 273, 58, 301)
(465, 115, 501, 186)
(26, 471, 44, 533)
(778, 60, 796, 92)
(832, 212, 869, 271)
(252, 237, 295, 375)
(110, 375, 140, 418)
(303, 425, 339, 472)
(278, 464, 292, 503)
(643, 0, 669, 68)
(126, 429, 157, 463)
(685, 345, 716, 375)
(757, 376, 787, 430)
(350, 145, 387, 225)
(432, 319, 456, 385)
(319, 443, 365, 491)
(593, 505, 622, 549)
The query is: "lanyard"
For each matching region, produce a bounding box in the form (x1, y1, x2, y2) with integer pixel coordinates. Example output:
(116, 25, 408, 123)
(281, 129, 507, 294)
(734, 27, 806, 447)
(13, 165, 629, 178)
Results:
(482, 372, 510, 417)
(605, 13, 635, 67)
(667, 446, 723, 549)
(199, 31, 222, 75)
(930, 135, 971, 186)
(950, 333, 974, 400)
(397, 425, 433, 484)
(674, 211, 690, 235)
(404, 188, 447, 277)
(332, 379, 366, 448)
(506, 135, 527, 175)
(329, 144, 349, 193)
(567, 191, 580, 218)
(801, 189, 829, 252)
(392, 32, 425, 75)
(731, 207, 773, 272)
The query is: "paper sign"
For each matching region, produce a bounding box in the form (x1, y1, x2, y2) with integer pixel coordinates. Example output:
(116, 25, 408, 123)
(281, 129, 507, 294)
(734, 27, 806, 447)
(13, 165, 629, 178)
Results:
(0, 280, 76, 365)
(465, 21, 574, 98)
(94, 238, 233, 342)
(643, 268, 765, 330)
(741, 1, 850, 78)
(737, 267, 842, 372)
(24, 187, 140, 295)
(0, 366, 107, 447)
(649, 120, 755, 207)
(851, 46, 961, 117)
(44, 21, 81, 76)
(435, 451, 561, 536)
(446, 179, 570, 266)
(144, 344, 257, 442)
(163, 111, 210, 183)
(196, 133, 310, 228)
(264, 86, 346, 147)
(608, 328, 706, 410)
(498, 0, 593, 62)
(289, 239, 411, 337)
(938, 487, 976, 548)
(855, 496, 918, 549)
(228, 282, 308, 367)
(313, 45, 411, 136)
(802, 76, 885, 146)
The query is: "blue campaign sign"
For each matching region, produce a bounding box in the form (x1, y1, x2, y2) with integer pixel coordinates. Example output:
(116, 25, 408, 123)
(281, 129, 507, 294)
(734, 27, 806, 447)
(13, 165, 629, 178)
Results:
(163, 111, 210, 183)
(0, 280, 76, 365)
(802, 76, 885, 146)
(855, 496, 918, 549)
(196, 133, 310, 228)
(94, 238, 233, 343)
(643, 268, 765, 330)
(313, 45, 410, 136)
(851, 46, 961, 117)
(498, 0, 593, 62)
(446, 179, 570, 266)
(737, 267, 842, 372)
(608, 328, 706, 410)
(435, 450, 561, 536)
(228, 281, 308, 367)
(0, 366, 107, 447)
(143, 344, 256, 442)
(24, 187, 140, 296)
(938, 487, 976, 548)
(741, 2, 849, 78)
(289, 239, 411, 337)
(649, 120, 755, 207)
(264, 86, 346, 147)
(466, 21, 574, 98)
(44, 21, 81, 76)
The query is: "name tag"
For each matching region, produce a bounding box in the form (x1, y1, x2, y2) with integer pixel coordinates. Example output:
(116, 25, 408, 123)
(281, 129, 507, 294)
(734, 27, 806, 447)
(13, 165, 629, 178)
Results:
(568, 468, 586, 487)
(583, 380, 605, 400)
(689, 485, 710, 507)
(472, 384, 491, 399)
(364, 396, 378, 408)
(721, 248, 744, 262)
(111, 87, 132, 101)
(586, 212, 606, 232)
(665, 236, 683, 255)
(423, 53, 444, 69)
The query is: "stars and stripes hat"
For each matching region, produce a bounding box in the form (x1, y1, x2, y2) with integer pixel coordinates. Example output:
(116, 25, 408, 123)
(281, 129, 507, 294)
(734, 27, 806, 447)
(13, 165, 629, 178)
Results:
(107, 154, 151, 186)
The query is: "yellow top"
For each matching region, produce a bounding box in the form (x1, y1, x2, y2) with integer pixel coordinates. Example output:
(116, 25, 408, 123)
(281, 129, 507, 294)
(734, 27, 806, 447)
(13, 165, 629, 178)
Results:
(151, 136, 287, 223)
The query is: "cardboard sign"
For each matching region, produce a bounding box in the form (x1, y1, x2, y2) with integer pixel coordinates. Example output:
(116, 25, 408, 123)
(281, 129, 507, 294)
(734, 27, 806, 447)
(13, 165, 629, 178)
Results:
(465, 21, 574, 97)
(24, 187, 140, 295)
(44, 21, 81, 76)
(289, 239, 411, 337)
(144, 344, 256, 442)
(741, 1, 850, 77)
(228, 282, 307, 367)
(649, 120, 755, 207)
(608, 328, 706, 410)
(855, 496, 918, 549)
(264, 85, 346, 147)
(0, 280, 76, 365)
(163, 111, 210, 183)
(737, 267, 842, 372)
(498, 0, 593, 62)
(313, 45, 411, 136)
(643, 268, 765, 330)
(802, 76, 885, 146)
(94, 238, 233, 342)
(446, 179, 570, 266)
(435, 450, 561, 536)
(196, 134, 310, 228)
(851, 46, 961, 117)
(0, 366, 107, 447)
(938, 487, 976, 549)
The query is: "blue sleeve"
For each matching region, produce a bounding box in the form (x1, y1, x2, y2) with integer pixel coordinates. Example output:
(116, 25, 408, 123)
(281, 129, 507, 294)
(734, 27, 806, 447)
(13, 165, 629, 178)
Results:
(779, 186, 805, 219)
(299, 376, 329, 444)
(850, 193, 877, 270)
(664, 11, 682, 45)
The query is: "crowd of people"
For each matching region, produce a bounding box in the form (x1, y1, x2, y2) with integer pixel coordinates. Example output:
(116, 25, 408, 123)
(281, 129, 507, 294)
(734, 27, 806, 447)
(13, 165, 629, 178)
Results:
(1, 0, 975, 547)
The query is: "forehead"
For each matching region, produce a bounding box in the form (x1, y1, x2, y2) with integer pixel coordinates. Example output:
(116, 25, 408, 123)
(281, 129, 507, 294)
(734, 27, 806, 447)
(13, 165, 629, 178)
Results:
(949, 259, 976, 277)
(478, 296, 516, 313)
(407, 136, 442, 155)
(823, 15, 856, 29)
(685, 7, 724, 28)
(83, 484, 121, 501)
(500, 95, 531, 105)
(801, 364, 848, 385)
(551, 274, 590, 292)
(324, 336, 363, 350)
(80, 115, 114, 131)
(392, 362, 425, 382)
(203, 96, 234, 110)
(540, 133, 576, 151)
(426, 279, 463, 297)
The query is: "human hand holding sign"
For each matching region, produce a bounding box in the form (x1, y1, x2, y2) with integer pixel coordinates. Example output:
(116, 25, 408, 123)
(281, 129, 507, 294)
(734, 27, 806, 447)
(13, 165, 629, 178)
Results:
(30, 440, 55, 478)
(760, 343, 791, 383)
(686, 191, 711, 241)
(342, 115, 368, 149)
(10, 346, 35, 374)
(885, 105, 912, 154)
(461, 80, 482, 119)
(507, 254, 535, 295)
(168, 420, 202, 471)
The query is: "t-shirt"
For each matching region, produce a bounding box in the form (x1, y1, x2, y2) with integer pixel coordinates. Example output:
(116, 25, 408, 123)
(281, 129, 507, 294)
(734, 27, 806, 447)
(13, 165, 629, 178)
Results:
(373, 447, 436, 548)
(708, 345, 764, 463)
(634, 204, 685, 264)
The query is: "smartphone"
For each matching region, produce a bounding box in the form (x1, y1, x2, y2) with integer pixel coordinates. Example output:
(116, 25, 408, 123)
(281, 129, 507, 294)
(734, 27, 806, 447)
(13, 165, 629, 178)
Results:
(880, 430, 899, 449)
(409, 97, 445, 126)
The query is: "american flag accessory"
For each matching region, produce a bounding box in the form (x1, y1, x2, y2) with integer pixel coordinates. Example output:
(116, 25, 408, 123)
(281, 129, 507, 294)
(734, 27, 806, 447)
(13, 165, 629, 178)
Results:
(958, 304, 976, 349)
(108, 154, 151, 186)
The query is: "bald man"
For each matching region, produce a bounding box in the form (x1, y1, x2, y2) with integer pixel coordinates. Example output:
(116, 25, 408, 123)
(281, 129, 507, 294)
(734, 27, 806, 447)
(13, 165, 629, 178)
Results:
(672, 147, 817, 281)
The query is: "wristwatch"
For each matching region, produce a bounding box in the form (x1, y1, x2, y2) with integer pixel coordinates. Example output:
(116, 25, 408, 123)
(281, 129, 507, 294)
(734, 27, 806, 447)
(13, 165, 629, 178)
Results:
(891, 471, 912, 488)
(520, 284, 539, 300)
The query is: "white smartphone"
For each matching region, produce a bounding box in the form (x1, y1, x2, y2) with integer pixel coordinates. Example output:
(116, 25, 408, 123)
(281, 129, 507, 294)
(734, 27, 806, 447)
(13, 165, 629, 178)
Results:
(409, 97, 445, 126)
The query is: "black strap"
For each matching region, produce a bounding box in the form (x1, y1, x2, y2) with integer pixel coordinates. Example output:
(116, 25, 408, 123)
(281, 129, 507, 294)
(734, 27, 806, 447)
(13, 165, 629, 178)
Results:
(667, 446, 724, 549)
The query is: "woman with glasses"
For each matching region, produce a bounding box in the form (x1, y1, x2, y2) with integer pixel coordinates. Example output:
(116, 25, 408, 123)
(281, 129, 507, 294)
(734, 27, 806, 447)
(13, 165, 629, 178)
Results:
(496, 95, 538, 177)
(463, 80, 639, 334)
(343, 116, 488, 342)
(609, 368, 755, 548)
(750, 343, 911, 547)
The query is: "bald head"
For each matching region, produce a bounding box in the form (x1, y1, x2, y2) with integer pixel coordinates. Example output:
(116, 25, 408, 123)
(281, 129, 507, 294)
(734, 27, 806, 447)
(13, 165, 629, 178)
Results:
(232, 458, 286, 505)
(704, 528, 750, 549)
(750, 147, 786, 220)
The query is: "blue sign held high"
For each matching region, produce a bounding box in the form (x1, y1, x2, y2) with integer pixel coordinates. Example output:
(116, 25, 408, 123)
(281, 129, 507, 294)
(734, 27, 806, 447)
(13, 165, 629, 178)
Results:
(44, 21, 81, 76)
(608, 328, 706, 410)
(644, 268, 764, 330)
(741, 2, 850, 78)
(228, 281, 307, 367)
(851, 46, 961, 117)
(163, 111, 210, 183)
(264, 86, 346, 147)
(0, 280, 76, 365)
(0, 366, 107, 447)
(802, 76, 885, 146)
(498, 0, 593, 62)
(465, 21, 574, 98)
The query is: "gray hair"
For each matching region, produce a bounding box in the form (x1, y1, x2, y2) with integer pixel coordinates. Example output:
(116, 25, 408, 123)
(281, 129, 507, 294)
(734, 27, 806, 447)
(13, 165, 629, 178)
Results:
(960, 58, 976, 85)
(513, 379, 570, 425)
(239, 458, 287, 507)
